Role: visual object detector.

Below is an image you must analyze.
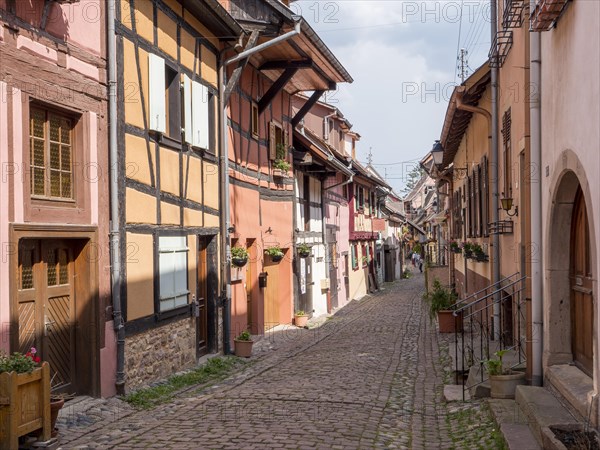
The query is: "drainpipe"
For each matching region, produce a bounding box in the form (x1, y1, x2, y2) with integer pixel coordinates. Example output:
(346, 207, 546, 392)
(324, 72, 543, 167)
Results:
(219, 19, 303, 354)
(455, 86, 500, 338)
(323, 113, 336, 142)
(107, 0, 125, 394)
(530, 3, 543, 386)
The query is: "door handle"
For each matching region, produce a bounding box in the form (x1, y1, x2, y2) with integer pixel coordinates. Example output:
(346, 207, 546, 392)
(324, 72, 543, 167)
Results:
(44, 318, 56, 336)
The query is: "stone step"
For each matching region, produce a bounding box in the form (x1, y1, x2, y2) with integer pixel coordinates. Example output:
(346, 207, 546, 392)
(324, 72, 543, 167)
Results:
(515, 385, 580, 449)
(488, 399, 541, 450)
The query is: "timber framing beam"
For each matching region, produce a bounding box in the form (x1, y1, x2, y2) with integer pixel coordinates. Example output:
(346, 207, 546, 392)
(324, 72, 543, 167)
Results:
(292, 89, 325, 127)
(258, 67, 298, 113)
(259, 59, 313, 71)
(223, 31, 260, 105)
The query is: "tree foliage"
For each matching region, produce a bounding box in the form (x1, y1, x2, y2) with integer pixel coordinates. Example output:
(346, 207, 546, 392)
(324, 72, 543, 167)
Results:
(401, 165, 425, 196)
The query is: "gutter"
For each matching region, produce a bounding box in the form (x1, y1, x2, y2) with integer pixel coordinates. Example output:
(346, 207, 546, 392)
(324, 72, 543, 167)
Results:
(530, 0, 543, 386)
(107, 0, 125, 394)
(219, 19, 302, 354)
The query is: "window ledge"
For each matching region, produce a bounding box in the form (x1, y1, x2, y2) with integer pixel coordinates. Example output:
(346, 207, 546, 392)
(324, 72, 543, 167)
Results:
(157, 303, 192, 321)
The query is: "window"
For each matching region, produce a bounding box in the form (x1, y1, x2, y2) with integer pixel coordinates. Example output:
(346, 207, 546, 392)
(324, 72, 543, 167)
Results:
(351, 244, 358, 270)
(29, 107, 74, 200)
(362, 244, 368, 267)
(355, 185, 364, 211)
(502, 108, 512, 197)
(251, 103, 259, 138)
(158, 236, 189, 312)
(269, 121, 287, 160)
(303, 174, 310, 232)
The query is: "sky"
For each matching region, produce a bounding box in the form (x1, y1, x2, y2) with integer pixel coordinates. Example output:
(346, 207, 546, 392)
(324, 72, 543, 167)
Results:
(290, 0, 491, 193)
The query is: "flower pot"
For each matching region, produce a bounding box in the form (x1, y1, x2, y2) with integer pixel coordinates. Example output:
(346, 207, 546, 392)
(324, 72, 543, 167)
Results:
(234, 339, 254, 358)
(437, 310, 463, 333)
(298, 250, 310, 258)
(294, 314, 308, 328)
(273, 169, 287, 178)
(50, 397, 65, 438)
(451, 247, 461, 254)
(270, 254, 284, 263)
(463, 250, 473, 259)
(489, 372, 526, 399)
(474, 253, 488, 262)
(231, 256, 248, 267)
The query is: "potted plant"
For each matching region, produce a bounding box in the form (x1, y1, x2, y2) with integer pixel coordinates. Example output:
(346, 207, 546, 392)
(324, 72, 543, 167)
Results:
(0, 348, 52, 448)
(294, 310, 308, 327)
(449, 240, 461, 254)
(472, 243, 488, 262)
(265, 246, 284, 262)
(485, 349, 526, 399)
(423, 279, 461, 333)
(234, 330, 254, 358)
(231, 246, 249, 267)
(462, 241, 474, 258)
(297, 243, 311, 258)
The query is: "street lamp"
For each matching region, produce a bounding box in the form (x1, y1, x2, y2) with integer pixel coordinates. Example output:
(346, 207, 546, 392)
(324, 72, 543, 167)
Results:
(500, 196, 518, 217)
(431, 140, 445, 168)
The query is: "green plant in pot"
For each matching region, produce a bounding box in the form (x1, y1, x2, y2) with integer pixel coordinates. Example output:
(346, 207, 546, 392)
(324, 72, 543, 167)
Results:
(462, 241, 474, 258)
(422, 279, 460, 333)
(485, 349, 525, 398)
(294, 309, 309, 327)
(449, 240, 461, 254)
(273, 159, 291, 172)
(231, 246, 249, 267)
(265, 246, 284, 262)
(472, 243, 488, 262)
(234, 330, 254, 358)
(297, 243, 311, 258)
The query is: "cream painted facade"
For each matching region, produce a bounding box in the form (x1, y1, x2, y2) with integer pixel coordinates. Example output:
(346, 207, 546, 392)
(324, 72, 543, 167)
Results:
(537, 0, 600, 424)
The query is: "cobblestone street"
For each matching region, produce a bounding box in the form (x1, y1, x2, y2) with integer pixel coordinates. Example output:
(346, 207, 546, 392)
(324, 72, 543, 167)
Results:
(59, 273, 503, 449)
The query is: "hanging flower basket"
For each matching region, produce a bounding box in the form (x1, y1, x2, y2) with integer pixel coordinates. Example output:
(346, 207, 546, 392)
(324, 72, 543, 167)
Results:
(232, 256, 248, 267)
(297, 243, 311, 258)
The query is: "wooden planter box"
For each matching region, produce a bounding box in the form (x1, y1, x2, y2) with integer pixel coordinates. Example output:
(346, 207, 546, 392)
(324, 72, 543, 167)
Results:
(0, 362, 51, 448)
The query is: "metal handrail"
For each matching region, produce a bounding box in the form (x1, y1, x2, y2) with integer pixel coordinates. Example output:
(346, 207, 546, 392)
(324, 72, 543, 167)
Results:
(450, 272, 520, 309)
(454, 274, 528, 400)
(454, 275, 527, 316)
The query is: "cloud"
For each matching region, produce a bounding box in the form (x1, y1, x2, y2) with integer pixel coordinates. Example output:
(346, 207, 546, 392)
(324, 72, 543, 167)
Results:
(291, 0, 490, 191)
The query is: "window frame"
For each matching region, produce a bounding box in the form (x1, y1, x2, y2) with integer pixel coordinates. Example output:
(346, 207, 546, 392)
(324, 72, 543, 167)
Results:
(29, 105, 76, 203)
(157, 235, 190, 315)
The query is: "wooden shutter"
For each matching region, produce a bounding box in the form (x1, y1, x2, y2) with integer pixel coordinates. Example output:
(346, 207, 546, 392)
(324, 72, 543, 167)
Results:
(269, 122, 276, 160)
(183, 75, 192, 144)
(474, 165, 480, 237)
(482, 155, 489, 236)
(149, 53, 166, 133)
(192, 80, 209, 149)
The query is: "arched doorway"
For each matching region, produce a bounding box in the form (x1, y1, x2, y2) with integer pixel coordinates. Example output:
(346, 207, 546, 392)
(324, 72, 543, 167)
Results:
(570, 187, 594, 376)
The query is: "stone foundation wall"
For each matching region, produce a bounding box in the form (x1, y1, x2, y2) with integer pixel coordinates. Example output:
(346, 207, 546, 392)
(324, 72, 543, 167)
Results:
(125, 318, 196, 391)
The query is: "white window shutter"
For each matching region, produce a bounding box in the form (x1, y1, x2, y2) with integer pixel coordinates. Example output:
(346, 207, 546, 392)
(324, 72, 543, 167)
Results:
(183, 75, 193, 144)
(148, 53, 166, 133)
(192, 80, 209, 149)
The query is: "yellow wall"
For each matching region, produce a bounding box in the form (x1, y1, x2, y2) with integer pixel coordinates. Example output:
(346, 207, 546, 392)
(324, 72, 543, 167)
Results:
(126, 233, 155, 320)
(119, 0, 222, 324)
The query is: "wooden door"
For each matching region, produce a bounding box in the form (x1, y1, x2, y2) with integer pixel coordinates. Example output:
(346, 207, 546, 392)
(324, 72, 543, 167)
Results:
(196, 237, 208, 358)
(298, 255, 313, 316)
(245, 240, 255, 330)
(570, 188, 593, 376)
(17, 240, 75, 393)
(263, 259, 280, 330)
